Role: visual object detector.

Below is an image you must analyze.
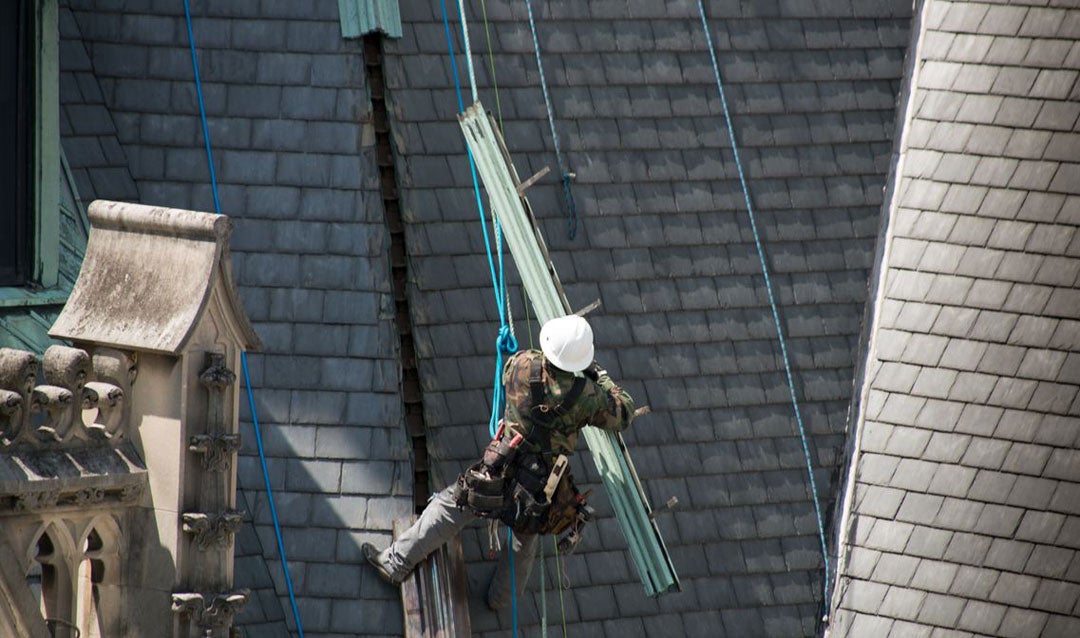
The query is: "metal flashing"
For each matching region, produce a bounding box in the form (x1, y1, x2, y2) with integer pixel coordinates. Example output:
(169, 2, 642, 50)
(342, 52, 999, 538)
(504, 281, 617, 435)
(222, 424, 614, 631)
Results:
(337, 0, 402, 39)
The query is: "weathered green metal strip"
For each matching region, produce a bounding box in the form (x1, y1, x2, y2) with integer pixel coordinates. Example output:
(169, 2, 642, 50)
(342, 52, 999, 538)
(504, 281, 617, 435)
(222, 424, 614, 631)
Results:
(34, 0, 60, 288)
(459, 103, 680, 596)
(337, 0, 402, 39)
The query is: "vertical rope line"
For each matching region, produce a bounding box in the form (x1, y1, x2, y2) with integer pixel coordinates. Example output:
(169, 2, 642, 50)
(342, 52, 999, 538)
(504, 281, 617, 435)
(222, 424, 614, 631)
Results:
(440, 4, 519, 633)
(695, 0, 830, 603)
(508, 529, 518, 637)
(479, 0, 506, 131)
(183, 2, 303, 634)
(539, 537, 547, 638)
(522, 0, 578, 239)
(456, 0, 478, 103)
(553, 537, 567, 637)
(242, 353, 305, 637)
(440, 0, 517, 441)
(182, 0, 220, 215)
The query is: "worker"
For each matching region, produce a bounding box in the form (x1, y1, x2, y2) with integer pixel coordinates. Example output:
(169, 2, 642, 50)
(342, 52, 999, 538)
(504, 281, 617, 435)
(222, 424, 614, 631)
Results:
(362, 314, 636, 609)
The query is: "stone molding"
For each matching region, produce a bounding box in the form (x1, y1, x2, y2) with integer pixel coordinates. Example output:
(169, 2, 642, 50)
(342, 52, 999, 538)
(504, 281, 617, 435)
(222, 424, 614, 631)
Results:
(188, 433, 242, 473)
(199, 354, 235, 391)
(181, 511, 244, 550)
(171, 590, 249, 630)
(0, 346, 129, 447)
(2, 480, 144, 514)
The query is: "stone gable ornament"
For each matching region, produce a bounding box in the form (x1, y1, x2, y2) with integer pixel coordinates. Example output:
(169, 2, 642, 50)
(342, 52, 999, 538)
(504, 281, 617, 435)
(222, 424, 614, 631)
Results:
(25, 200, 263, 637)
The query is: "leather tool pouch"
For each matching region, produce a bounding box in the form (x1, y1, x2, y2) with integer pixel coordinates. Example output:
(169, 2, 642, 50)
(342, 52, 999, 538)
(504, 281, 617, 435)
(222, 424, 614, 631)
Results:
(543, 474, 583, 535)
(458, 463, 507, 515)
(498, 452, 550, 533)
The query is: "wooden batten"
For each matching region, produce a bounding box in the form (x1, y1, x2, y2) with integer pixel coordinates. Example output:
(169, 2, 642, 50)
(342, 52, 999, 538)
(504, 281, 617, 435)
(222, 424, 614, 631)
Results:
(393, 517, 471, 638)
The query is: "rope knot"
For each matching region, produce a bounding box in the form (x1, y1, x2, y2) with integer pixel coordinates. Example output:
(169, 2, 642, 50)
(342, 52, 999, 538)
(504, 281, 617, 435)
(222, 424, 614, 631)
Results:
(496, 326, 518, 355)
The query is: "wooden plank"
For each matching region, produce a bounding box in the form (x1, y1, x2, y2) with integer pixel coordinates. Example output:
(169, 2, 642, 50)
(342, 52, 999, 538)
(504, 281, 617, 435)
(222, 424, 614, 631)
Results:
(394, 518, 424, 637)
(393, 517, 471, 638)
(515, 165, 551, 195)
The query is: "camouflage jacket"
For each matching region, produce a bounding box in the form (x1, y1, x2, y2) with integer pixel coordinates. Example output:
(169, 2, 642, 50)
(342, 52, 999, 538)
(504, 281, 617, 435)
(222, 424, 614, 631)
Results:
(501, 349, 635, 456)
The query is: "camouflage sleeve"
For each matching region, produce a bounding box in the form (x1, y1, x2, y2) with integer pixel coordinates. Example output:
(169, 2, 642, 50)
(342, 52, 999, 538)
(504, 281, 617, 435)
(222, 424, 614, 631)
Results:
(585, 373, 636, 433)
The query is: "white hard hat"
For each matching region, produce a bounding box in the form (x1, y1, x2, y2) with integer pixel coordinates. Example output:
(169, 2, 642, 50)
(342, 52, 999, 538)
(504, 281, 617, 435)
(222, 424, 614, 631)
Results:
(540, 315, 595, 373)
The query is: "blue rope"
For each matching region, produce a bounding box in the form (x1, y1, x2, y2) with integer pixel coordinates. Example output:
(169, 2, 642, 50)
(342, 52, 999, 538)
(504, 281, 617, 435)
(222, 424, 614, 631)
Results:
(439, 0, 518, 442)
(696, 1, 830, 604)
(181, 0, 220, 216)
(242, 353, 305, 637)
(523, 0, 578, 239)
(183, 2, 304, 635)
(439, 3, 520, 632)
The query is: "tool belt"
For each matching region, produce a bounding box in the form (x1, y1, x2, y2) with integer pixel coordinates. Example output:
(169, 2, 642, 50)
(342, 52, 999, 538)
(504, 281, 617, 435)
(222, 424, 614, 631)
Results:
(454, 424, 521, 515)
(454, 426, 591, 540)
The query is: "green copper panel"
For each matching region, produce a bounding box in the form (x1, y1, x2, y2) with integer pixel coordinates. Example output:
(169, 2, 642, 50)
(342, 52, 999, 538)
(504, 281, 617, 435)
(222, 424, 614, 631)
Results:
(459, 103, 680, 597)
(337, 0, 402, 39)
(34, 0, 60, 288)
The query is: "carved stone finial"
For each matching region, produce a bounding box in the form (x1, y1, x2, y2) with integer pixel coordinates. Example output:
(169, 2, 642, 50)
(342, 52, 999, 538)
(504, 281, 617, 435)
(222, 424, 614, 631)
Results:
(15, 490, 61, 512)
(182, 511, 245, 550)
(73, 487, 106, 507)
(86, 348, 135, 441)
(36, 346, 91, 443)
(0, 348, 39, 445)
(119, 483, 144, 504)
(172, 590, 249, 630)
(189, 433, 242, 472)
(0, 390, 23, 443)
(33, 386, 75, 442)
(83, 381, 125, 439)
(200, 353, 235, 391)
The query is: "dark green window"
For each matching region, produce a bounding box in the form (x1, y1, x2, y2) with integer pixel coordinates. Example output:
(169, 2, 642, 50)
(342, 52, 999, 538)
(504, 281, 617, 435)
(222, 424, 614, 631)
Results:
(0, 0, 33, 286)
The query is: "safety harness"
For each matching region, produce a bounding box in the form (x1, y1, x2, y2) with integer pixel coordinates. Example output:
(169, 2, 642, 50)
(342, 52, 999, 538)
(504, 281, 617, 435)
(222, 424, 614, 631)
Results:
(455, 353, 594, 549)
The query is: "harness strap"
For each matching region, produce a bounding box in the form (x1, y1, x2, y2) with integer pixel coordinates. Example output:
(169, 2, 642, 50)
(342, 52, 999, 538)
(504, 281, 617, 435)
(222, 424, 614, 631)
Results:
(528, 354, 587, 428)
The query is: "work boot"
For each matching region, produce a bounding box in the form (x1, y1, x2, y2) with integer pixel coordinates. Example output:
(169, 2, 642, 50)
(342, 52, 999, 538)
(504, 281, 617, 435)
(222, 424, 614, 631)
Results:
(362, 542, 404, 586)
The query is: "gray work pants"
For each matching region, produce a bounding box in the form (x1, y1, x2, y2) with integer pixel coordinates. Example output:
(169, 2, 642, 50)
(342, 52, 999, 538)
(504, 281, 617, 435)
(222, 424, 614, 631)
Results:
(375, 485, 538, 607)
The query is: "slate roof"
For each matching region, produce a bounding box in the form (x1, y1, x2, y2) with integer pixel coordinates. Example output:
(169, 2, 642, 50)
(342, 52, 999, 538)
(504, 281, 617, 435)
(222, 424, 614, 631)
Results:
(55, 0, 918, 636)
(390, 1, 910, 635)
(829, 1, 1080, 636)
(61, 1, 410, 635)
(58, 6, 140, 207)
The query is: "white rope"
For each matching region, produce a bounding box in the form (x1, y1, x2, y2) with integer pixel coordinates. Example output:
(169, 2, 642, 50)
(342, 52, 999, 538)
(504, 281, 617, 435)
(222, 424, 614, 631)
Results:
(457, 0, 479, 103)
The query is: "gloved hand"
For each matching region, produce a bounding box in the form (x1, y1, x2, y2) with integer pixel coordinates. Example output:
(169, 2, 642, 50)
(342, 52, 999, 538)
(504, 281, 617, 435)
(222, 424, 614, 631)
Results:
(584, 361, 607, 382)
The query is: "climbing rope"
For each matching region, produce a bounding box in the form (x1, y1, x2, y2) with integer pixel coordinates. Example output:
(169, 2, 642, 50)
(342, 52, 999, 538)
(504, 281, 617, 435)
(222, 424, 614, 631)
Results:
(181, 1, 304, 635)
(456, 0, 479, 103)
(539, 537, 547, 637)
(439, 0, 518, 442)
(553, 536, 568, 636)
(439, 2, 522, 634)
(478, 0, 506, 132)
(695, 0, 831, 607)
(508, 528, 518, 635)
(522, 0, 579, 239)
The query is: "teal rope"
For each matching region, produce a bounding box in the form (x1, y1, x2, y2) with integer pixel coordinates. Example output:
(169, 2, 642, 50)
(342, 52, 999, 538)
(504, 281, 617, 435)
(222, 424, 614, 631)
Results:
(523, 0, 578, 239)
(440, 0, 518, 442)
(182, 2, 303, 635)
(439, 2, 520, 634)
(182, 0, 220, 216)
(695, 1, 831, 604)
